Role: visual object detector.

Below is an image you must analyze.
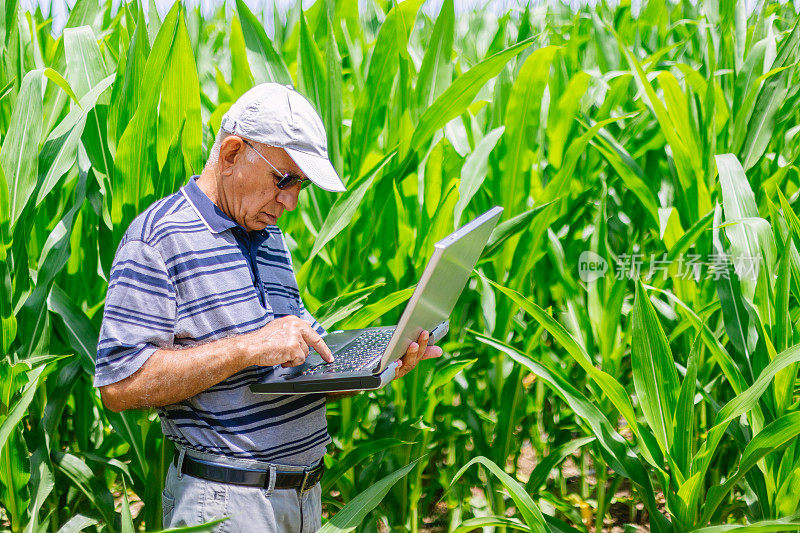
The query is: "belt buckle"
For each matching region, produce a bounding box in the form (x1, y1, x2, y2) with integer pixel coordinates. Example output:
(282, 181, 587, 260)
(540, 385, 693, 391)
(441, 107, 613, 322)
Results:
(299, 462, 324, 493)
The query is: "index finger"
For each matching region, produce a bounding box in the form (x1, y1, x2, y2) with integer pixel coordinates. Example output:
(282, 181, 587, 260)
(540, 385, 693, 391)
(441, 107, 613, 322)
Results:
(301, 326, 334, 363)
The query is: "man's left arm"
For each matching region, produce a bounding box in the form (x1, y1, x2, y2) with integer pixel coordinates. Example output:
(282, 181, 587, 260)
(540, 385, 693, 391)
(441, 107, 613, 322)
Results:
(393, 329, 443, 380)
(324, 330, 443, 401)
(296, 299, 442, 399)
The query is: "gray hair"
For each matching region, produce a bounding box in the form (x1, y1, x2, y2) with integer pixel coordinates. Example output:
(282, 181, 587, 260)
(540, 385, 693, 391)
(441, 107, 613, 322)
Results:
(205, 129, 259, 168)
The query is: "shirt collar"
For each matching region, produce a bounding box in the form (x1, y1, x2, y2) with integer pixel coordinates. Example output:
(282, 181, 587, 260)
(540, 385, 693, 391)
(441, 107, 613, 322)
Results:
(181, 176, 239, 234)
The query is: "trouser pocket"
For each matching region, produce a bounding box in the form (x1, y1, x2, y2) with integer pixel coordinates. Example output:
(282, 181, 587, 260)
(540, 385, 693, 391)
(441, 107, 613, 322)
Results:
(162, 488, 176, 527)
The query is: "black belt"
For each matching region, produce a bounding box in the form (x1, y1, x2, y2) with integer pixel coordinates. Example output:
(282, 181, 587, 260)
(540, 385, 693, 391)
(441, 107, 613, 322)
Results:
(174, 452, 324, 492)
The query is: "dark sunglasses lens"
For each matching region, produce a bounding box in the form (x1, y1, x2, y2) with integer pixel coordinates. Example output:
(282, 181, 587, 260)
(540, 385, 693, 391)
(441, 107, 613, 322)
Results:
(276, 175, 297, 189)
(276, 175, 311, 190)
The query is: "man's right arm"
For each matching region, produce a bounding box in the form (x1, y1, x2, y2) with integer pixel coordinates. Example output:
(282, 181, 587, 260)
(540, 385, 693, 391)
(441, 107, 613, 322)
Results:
(100, 315, 333, 412)
(96, 238, 332, 412)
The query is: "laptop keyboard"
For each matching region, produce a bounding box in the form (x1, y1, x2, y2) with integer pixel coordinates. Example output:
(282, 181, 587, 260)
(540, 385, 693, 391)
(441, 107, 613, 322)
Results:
(300, 329, 395, 375)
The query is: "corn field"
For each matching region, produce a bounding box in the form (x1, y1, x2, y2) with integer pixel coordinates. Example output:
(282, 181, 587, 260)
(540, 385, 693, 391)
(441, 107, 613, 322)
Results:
(2, 0, 800, 531)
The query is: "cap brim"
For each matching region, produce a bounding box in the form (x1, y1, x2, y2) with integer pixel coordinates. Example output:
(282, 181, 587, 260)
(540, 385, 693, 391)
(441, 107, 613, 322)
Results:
(284, 148, 346, 192)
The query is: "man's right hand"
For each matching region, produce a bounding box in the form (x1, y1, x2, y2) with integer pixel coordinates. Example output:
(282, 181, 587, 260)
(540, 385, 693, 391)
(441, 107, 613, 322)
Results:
(242, 316, 334, 368)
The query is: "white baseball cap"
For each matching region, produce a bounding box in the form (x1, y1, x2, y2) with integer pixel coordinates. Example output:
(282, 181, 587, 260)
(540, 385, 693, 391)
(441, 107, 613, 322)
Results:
(220, 83, 346, 192)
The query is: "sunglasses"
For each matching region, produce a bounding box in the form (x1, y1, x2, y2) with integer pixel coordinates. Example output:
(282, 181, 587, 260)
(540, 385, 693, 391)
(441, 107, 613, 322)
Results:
(242, 139, 311, 190)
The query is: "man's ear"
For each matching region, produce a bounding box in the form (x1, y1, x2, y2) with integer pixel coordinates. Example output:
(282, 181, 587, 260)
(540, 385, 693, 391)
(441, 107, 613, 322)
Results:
(218, 136, 245, 176)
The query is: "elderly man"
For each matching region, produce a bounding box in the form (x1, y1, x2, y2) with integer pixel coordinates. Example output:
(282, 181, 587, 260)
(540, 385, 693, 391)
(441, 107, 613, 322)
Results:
(94, 83, 442, 532)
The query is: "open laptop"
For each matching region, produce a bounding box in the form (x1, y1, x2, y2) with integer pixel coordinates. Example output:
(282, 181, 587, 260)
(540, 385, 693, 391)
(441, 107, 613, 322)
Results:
(250, 206, 503, 394)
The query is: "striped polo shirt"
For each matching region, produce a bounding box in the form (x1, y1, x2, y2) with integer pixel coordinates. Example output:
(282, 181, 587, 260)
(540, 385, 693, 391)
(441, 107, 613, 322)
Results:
(95, 176, 329, 466)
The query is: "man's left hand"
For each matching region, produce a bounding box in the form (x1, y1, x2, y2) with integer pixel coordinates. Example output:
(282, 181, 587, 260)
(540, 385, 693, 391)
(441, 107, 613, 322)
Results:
(394, 330, 443, 380)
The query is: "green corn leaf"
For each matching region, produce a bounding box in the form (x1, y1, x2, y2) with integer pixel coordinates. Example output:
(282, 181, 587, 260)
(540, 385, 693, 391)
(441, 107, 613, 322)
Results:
(108, 7, 150, 152)
(0, 365, 45, 458)
(546, 70, 592, 169)
(0, 264, 15, 358)
(473, 334, 634, 475)
(0, 429, 31, 533)
(525, 436, 595, 492)
(0, 159, 11, 232)
(673, 333, 701, 479)
(315, 283, 385, 331)
(25, 448, 54, 533)
(47, 284, 97, 374)
(414, 0, 454, 118)
(692, 345, 800, 494)
(64, 0, 100, 31)
(716, 153, 758, 218)
(113, 2, 180, 240)
(229, 15, 254, 98)
(156, 9, 202, 173)
(502, 45, 558, 213)
(324, 12, 343, 175)
(55, 515, 98, 533)
(658, 71, 702, 167)
(449, 456, 547, 532)
(590, 129, 660, 229)
(542, 112, 638, 205)
(322, 438, 411, 493)
(631, 280, 680, 453)
(32, 170, 87, 294)
(451, 517, 529, 533)
(310, 151, 395, 258)
(702, 411, 800, 523)
(19, 168, 87, 358)
(1, 68, 43, 229)
(732, 37, 768, 151)
(618, 34, 710, 221)
(776, 188, 800, 277)
(666, 207, 715, 262)
(738, 21, 800, 170)
(428, 359, 476, 392)
(409, 38, 535, 159)
(715, 342, 800, 428)
(349, 0, 423, 176)
(319, 458, 421, 533)
(62, 27, 112, 179)
(338, 286, 415, 330)
(772, 250, 794, 414)
(544, 514, 585, 533)
(474, 332, 668, 531)
(454, 126, 504, 227)
(36, 73, 114, 206)
(155, 119, 187, 199)
(645, 282, 750, 395)
(103, 410, 147, 485)
(674, 471, 704, 529)
(120, 479, 135, 533)
(63, 26, 108, 100)
(0, 161, 13, 354)
(0, 78, 14, 105)
(774, 467, 800, 516)
(51, 452, 116, 527)
(42, 67, 80, 105)
(235, 0, 291, 85)
(297, 9, 326, 114)
(147, 0, 162, 41)
(483, 275, 640, 434)
(691, 517, 800, 533)
(483, 200, 558, 258)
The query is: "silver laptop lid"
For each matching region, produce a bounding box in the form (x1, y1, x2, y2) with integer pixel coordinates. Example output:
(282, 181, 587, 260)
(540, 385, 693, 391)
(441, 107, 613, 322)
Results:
(375, 206, 504, 372)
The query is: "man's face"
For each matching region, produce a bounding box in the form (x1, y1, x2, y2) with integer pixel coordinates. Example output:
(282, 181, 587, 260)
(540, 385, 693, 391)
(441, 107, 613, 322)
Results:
(217, 136, 305, 232)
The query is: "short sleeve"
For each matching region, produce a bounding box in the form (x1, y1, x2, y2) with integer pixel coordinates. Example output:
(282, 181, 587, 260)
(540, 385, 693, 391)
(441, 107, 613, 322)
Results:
(94, 239, 176, 387)
(299, 298, 326, 336)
